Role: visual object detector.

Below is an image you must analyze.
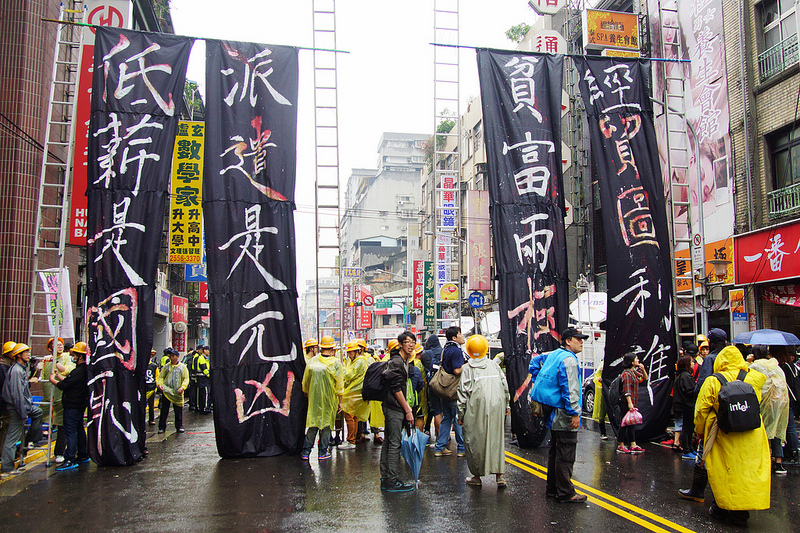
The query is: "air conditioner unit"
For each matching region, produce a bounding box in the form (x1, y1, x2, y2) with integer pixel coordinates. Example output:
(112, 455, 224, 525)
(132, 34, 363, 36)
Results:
(173, 322, 187, 333)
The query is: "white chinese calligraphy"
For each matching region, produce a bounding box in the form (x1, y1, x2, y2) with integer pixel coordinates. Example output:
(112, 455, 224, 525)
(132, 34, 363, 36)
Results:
(514, 214, 553, 271)
(504, 56, 543, 121)
(228, 293, 296, 363)
(88, 198, 146, 286)
(222, 44, 291, 107)
(611, 267, 652, 318)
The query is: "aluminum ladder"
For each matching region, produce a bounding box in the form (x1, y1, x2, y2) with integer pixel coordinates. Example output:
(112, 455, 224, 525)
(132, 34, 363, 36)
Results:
(312, 0, 344, 346)
(433, 0, 462, 330)
(24, 2, 86, 468)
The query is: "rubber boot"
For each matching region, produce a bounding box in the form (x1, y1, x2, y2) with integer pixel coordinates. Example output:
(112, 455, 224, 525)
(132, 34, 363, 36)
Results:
(678, 463, 707, 502)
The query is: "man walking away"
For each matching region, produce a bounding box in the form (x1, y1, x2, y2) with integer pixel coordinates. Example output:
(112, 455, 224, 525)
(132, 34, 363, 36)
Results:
(434, 326, 466, 457)
(529, 327, 588, 503)
(380, 331, 416, 492)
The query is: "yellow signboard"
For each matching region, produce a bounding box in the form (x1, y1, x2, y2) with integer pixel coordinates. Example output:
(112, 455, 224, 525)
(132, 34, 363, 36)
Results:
(169, 121, 204, 264)
(729, 289, 745, 314)
(583, 9, 640, 51)
(674, 239, 733, 293)
(602, 49, 640, 58)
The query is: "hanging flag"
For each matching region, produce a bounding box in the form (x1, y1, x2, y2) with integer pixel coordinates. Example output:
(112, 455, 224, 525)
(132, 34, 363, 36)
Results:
(204, 40, 305, 458)
(575, 57, 676, 441)
(477, 49, 568, 447)
(86, 27, 193, 466)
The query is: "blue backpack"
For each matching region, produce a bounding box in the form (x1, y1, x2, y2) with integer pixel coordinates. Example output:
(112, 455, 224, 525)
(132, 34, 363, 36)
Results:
(530, 349, 576, 408)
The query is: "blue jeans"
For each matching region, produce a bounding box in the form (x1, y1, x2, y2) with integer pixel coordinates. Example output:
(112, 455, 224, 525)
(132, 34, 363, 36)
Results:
(435, 399, 464, 452)
(784, 407, 798, 457)
(62, 408, 87, 461)
(303, 426, 331, 456)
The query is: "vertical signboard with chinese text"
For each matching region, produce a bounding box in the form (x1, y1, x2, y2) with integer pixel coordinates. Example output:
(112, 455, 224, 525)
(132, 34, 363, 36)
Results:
(576, 57, 676, 441)
(205, 40, 305, 458)
(86, 28, 193, 465)
(70, 1, 132, 245)
(466, 190, 491, 291)
(423, 261, 436, 328)
(478, 49, 568, 447)
(412, 260, 424, 309)
(169, 121, 204, 263)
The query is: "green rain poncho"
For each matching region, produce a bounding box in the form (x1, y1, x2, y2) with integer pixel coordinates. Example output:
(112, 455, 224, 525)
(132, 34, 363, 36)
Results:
(157, 361, 190, 407)
(749, 357, 790, 442)
(302, 354, 344, 429)
(457, 355, 510, 477)
(342, 354, 370, 421)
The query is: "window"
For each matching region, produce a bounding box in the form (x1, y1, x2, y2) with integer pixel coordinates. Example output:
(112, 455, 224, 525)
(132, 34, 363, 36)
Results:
(473, 121, 483, 154)
(396, 194, 413, 204)
(770, 124, 800, 190)
(382, 315, 391, 326)
(758, 0, 798, 79)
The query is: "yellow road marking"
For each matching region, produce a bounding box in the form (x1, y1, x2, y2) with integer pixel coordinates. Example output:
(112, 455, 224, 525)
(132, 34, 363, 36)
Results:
(505, 451, 696, 533)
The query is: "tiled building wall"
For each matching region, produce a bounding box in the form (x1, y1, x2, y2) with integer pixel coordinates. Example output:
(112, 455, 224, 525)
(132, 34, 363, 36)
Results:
(0, 0, 83, 347)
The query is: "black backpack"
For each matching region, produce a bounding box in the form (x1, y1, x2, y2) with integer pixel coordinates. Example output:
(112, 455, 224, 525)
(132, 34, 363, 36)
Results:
(713, 370, 761, 433)
(607, 374, 623, 408)
(362, 361, 388, 401)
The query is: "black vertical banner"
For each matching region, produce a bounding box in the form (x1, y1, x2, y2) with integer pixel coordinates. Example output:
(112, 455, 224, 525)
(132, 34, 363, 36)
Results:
(477, 49, 568, 447)
(86, 27, 193, 465)
(204, 40, 306, 457)
(575, 57, 676, 441)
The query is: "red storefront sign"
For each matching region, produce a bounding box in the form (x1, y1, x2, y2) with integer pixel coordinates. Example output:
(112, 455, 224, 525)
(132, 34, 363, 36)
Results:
(198, 282, 208, 303)
(358, 285, 372, 329)
(734, 220, 800, 285)
(412, 260, 424, 309)
(171, 295, 188, 323)
(763, 284, 800, 307)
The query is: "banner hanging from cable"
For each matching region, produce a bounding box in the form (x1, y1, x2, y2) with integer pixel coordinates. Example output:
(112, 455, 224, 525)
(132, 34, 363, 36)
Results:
(574, 57, 677, 441)
(204, 39, 306, 457)
(477, 49, 568, 447)
(86, 27, 193, 466)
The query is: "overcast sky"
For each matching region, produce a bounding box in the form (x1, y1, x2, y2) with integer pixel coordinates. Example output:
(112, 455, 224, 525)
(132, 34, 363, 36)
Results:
(170, 0, 538, 288)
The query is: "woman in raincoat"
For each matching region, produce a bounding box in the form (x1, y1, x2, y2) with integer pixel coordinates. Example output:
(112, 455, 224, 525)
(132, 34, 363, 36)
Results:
(749, 345, 790, 474)
(156, 347, 190, 433)
(695, 345, 770, 526)
(301, 336, 344, 460)
(457, 335, 510, 488)
(340, 340, 370, 449)
(41, 337, 75, 463)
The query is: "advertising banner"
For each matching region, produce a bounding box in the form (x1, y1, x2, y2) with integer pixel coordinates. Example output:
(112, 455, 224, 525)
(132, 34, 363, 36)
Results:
(169, 121, 205, 264)
(86, 27, 193, 465)
(205, 39, 305, 458)
(38, 268, 76, 340)
(466, 190, 491, 291)
(423, 261, 436, 328)
(412, 260, 424, 309)
(575, 56, 677, 441)
(734, 220, 800, 284)
(478, 49, 568, 447)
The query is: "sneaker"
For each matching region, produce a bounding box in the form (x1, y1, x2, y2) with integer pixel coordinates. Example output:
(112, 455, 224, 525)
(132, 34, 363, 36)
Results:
(774, 463, 788, 475)
(339, 442, 356, 450)
(55, 460, 78, 472)
(373, 436, 384, 445)
(600, 435, 609, 440)
(148, 421, 156, 426)
(157, 429, 165, 434)
(629, 446, 645, 454)
(556, 493, 588, 503)
(457, 450, 466, 457)
(301, 453, 310, 460)
(176, 428, 185, 433)
(616, 446, 631, 454)
(682, 452, 697, 460)
(434, 449, 453, 457)
(318, 452, 331, 460)
(77, 456, 91, 464)
(54, 455, 65, 464)
(660, 438, 674, 446)
(384, 480, 414, 492)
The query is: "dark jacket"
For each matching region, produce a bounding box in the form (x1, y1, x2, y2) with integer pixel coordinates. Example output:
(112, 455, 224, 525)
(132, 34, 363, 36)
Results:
(672, 370, 696, 412)
(422, 335, 443, 379)
(694, 349, 722, 395)
(781, 360, 800, 412)
(383, 352, 408, 413)
(57, 362, 89, 410)
(0, 361, 9, 413)
(441, 341, 464, 375)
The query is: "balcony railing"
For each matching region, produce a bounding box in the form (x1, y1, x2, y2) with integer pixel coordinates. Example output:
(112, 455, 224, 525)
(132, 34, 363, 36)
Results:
(768, 181, 800, 219)
(759, 33, 799, 82)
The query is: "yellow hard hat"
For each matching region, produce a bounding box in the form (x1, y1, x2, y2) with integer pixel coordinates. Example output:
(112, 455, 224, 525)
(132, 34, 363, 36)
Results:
(413, 343, 423, 356)
(387, 339, 399, 352)
(46, 337, 65, 351)
(3, 341, 16, 355)
(357, 338, 367, 350)
(319, 336, 336, 349)
(346, 340, 360, 352)
(71, 341, 88, 355)
(11, 343, 30, 357)
(466, 335, 489, 358)
(304, 338, 319, 349)
(696, 334, 707, 344)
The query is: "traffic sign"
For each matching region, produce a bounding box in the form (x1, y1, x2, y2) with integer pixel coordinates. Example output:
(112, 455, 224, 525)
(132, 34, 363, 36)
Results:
(468, 291, 485, 308)
(362, 294, 375, 306)
(376, 298, 392, 309)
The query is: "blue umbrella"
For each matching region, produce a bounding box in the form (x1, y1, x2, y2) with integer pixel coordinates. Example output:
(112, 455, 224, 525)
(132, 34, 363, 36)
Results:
(732, 328, 800, 346)
(400, 428, 428, 485)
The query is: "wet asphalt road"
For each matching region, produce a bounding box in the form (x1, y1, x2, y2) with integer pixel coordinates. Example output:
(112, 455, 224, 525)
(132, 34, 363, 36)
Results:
(0, 412, 797, 532)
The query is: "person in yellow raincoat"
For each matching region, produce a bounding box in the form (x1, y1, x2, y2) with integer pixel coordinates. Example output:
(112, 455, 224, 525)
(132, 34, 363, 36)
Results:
(301, 336, 344, 460)
(156, 348, 189, 434)
(303, 339, 319, 364)
(340, 341, 370, 449)
(694, 345, 770, 527)
(41, 337, 75, 463)
(410, 343, 429, 431)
